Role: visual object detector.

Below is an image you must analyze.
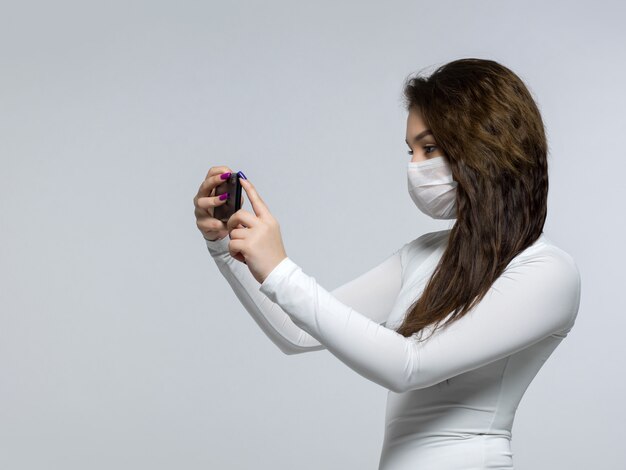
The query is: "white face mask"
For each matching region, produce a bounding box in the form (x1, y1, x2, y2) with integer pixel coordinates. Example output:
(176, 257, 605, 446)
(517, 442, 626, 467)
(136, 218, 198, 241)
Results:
(407, 156, 458, 219)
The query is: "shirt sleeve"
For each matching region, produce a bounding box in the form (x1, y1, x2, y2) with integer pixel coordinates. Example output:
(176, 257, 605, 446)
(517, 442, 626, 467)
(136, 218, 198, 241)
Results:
(258, 246, 582, 393)
(205, 235, 404, 355)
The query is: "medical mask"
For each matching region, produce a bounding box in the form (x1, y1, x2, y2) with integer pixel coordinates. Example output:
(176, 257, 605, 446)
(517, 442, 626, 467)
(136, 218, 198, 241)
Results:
(407, 156, 458, 219)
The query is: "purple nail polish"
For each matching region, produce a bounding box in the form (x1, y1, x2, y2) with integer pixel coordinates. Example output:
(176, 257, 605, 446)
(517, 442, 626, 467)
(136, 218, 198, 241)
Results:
(237, 171, 247, 180)
(219, 192, 230, 200)
(220, 172, 232, 180)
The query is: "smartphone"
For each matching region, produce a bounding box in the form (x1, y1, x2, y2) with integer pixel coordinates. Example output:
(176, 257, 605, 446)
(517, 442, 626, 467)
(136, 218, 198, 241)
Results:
(213, 171, 243, 223)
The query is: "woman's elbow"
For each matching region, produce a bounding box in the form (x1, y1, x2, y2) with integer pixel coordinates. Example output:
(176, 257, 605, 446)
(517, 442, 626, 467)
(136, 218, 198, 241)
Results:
(279, 343, 326, 356)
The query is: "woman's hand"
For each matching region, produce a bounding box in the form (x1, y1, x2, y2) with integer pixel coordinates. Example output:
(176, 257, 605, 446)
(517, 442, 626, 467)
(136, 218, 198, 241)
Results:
(193, 165, 246, 242)
(226, 177, 288, 284)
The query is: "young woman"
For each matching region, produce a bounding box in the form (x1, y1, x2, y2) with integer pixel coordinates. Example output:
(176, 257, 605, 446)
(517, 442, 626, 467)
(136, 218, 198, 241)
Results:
(193, 58, 581, 470)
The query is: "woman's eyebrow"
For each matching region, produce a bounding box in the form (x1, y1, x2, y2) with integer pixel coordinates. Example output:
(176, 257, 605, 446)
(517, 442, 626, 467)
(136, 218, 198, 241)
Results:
(405, 130, 433, 145)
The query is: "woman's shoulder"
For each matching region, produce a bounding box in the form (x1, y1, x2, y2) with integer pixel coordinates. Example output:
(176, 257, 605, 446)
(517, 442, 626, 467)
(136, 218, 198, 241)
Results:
(511, 233, 582, 331)
(508, 235, 582, 323)
(400, 230, 580, 282)
(400, 229, 579, 263)
(404, 228, 451, 251)
(400, 229, 450, 256)
(514, 233, 580, 276)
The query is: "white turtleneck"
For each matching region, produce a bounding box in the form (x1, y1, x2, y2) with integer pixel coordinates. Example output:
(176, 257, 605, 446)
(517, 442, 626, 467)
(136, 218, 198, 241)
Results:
(205, 229, 581, 469)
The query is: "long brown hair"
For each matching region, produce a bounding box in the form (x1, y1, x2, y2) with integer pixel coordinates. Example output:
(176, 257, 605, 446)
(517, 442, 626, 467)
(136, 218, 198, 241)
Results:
(396, 58, 548, 341)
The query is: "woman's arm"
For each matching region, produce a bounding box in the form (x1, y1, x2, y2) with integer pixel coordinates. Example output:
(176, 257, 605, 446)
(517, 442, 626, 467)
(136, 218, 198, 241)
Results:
(258, 246, 582, 392)
(206, 235, 404, 355)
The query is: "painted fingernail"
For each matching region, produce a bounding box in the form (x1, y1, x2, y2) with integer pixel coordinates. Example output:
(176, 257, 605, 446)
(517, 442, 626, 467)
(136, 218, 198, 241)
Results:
(237, 171, 247, 180)
(219, 192, 230, 200)
(220, 172, 232, 180)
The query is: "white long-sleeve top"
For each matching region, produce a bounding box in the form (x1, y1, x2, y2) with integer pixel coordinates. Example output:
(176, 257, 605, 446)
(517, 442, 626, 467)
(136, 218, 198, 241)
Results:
(205, 229, 581, 469)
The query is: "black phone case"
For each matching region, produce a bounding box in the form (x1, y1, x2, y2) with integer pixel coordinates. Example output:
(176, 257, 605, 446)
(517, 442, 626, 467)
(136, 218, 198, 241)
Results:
(213, 173, 243, 223)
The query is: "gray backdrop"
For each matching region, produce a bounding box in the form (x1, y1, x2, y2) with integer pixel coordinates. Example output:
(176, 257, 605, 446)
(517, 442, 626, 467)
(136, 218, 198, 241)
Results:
(1, 1, 624, 469)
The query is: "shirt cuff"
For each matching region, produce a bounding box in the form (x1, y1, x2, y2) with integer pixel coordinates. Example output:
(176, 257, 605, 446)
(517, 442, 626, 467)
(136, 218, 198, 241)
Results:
(259, 257, 300, 300)
(205, 235, 231, 256)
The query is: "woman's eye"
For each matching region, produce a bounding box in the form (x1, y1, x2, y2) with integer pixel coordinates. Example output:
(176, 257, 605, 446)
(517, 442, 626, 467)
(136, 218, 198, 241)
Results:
(407, 146, 437, 156)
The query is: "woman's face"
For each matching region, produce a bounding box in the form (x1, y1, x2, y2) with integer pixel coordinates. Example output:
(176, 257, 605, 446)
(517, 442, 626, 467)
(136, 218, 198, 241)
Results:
(405, 107, 446, 163)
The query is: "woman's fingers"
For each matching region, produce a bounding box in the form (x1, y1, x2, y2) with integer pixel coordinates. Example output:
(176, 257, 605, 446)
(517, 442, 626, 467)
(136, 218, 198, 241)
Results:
(195, 166, 232, 198)
(204, 165, 233, 182)
(195, 171, 234, 210)
(193, 166, 235, 241)
(239, 178, 269, 218)
(193, 166, 254, 244)
(226, 209, 257, 233)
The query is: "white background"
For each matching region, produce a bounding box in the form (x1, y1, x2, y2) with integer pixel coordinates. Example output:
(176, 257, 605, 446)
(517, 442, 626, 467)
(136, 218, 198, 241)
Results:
(1, 1, 624, 468)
